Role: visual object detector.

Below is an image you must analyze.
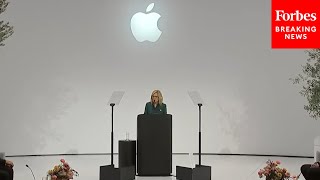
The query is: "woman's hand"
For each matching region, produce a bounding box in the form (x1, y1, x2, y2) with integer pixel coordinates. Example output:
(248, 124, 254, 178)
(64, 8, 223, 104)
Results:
(311, 162, 320, 168)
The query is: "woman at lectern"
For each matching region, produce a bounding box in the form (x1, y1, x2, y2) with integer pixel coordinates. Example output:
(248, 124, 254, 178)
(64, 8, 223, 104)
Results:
(144, 90, 167, 115)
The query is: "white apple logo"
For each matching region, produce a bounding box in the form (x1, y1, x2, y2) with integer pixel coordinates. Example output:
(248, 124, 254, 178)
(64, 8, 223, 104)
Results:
(130, 3, 162, 42)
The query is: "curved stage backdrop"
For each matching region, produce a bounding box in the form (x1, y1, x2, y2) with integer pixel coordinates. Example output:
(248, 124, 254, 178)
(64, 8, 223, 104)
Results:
(0, 0, 319, 157)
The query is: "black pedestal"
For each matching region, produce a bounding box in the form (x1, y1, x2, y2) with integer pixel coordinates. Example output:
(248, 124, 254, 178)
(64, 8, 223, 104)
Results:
(176, 165, 211, 180)
(119, 140, 136, 174)
(100, 165, 136, 180)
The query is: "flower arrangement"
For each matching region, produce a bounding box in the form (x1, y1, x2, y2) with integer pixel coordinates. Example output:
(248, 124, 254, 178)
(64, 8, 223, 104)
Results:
(258, 160, 299, 180)
(47, 159, 79, 180)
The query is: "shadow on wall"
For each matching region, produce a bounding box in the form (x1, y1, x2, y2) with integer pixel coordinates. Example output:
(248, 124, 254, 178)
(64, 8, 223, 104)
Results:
(0, 78, 77, 155)
(215, 93, 249, 154)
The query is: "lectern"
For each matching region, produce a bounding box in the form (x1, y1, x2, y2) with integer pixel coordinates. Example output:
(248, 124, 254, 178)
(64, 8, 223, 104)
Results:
(137, 114, 172, 176)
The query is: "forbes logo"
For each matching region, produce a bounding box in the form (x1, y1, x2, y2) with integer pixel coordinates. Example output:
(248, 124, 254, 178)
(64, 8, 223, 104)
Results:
(275, 10, 317, 21)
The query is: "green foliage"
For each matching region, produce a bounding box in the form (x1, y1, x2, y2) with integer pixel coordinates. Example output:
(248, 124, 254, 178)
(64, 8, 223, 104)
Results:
(291, 49, 320, 119)
(0, 0, 13, 46)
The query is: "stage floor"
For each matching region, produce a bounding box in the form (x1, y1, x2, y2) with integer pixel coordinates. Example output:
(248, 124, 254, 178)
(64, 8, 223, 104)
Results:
(5, 154, 312, 180)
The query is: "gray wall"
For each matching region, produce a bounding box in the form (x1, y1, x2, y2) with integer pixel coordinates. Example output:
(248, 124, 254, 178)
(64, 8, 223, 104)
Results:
(0, 0, 319, 156)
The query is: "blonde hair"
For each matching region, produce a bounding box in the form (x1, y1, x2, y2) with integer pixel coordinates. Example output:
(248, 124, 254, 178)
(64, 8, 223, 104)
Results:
(150, 90, 163, 105)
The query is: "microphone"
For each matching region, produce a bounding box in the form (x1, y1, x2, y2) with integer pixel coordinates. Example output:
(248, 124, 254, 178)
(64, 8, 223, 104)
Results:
(26, 164, 36, 180)
(73, 169, 79, 176)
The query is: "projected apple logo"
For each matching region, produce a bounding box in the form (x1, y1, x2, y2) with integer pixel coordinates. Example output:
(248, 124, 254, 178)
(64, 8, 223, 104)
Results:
(130, 3, 162, 42)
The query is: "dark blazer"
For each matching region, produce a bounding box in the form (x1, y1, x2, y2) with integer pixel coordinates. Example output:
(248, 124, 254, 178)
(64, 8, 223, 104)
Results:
(0, 158, 5, 167)
(144, 102, 167, 114)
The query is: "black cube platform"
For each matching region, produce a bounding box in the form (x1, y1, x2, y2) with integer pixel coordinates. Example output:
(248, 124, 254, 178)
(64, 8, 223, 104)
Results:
(100, 165, 135, 180)
(176, 165, 211, 180)
(119, 140, 136, 174)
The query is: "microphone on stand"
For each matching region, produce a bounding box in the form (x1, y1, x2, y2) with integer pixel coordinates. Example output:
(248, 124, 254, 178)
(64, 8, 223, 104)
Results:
(26, 164, 36, 180)
(73, 169, 79, 176)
